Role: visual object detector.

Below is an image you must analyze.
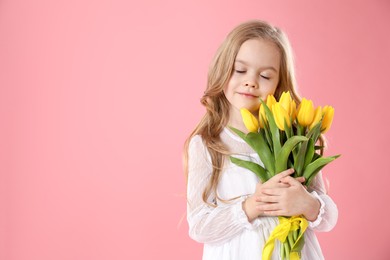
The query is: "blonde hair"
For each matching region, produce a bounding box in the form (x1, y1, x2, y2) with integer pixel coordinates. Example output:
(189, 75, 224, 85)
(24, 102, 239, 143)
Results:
(184, 20, 304, 206)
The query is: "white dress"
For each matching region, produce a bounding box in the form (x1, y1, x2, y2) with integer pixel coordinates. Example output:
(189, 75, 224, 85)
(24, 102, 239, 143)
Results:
(187, 128, 338, 260)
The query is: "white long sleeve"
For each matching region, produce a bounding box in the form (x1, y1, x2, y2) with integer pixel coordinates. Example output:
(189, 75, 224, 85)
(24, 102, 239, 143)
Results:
(187, 135, 264, 245)
(307, 171, 338, 232)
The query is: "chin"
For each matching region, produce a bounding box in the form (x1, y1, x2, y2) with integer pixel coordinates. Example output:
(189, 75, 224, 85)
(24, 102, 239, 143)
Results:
(243, 105, 260, 113)
(247, 102, 260, 110)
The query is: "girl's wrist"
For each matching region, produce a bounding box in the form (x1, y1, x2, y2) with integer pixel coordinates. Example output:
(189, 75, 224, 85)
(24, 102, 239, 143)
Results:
(242, 197, 258, 222)
(303, 194, 321, 221)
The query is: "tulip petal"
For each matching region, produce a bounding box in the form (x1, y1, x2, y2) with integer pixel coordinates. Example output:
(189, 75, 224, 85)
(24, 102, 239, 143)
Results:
(309, 106, 322, 130)
(260, 99, 281, 157)
(240, 108, 259, 133)
(321, 106, 334, 133)
(297, 98, 315, 127)
(279, 91, 292, 115)
(273, 103, 291, 131)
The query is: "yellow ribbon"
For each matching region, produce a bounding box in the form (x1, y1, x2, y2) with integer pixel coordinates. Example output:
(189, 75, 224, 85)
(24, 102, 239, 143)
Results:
(262, 216, 308, 260)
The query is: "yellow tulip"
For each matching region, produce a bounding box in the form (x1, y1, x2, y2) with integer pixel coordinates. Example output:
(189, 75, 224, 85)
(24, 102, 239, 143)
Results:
(257, 95, 277, 128)
(272, 103, 291, 131)
(240, 108, 259, 132)
(290, 100, 297, 121)
(279, 91, 293, 115)
(266, 95, 277, 110)
(297, 98, 315, 127)
(321, 106, 334, 133)
(259, 104, 266, 128)
(309, 106, 322, 129)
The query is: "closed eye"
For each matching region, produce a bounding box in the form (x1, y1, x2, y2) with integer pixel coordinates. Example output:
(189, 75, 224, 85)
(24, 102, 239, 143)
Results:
(235, 70, 246, 74)
(261, 75, 270, 80)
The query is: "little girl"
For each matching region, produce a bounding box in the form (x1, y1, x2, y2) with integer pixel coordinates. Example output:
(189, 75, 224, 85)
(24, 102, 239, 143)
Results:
(183, 20, 338, 259)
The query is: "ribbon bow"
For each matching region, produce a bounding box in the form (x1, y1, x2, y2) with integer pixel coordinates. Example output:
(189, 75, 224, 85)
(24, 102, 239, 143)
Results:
(262, 216, 308, 260)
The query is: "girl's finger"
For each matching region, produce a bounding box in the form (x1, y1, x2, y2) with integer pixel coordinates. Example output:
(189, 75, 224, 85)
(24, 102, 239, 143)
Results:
(256, 203, 279, 211)
(256, 195, 279, 203)
(261, 188, 283, 196)
(276, 183, 290, 188)
(276, 168, 295, 180)
(280, 176, 300, 186)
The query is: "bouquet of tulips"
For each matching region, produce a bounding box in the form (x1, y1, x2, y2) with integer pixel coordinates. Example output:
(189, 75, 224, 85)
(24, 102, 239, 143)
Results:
(229, 91, 340, 260)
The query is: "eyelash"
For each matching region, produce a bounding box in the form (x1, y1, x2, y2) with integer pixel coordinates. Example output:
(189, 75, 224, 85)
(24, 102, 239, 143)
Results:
(235, 70, 270, 80)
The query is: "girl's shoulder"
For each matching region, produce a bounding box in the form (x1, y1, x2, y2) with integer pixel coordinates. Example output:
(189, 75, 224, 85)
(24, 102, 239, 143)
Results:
(188, 134, 211, 160)
(188, 134, 206, 153)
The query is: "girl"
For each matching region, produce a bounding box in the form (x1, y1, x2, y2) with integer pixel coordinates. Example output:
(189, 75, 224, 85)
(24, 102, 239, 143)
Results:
(183, 20, 338, 259)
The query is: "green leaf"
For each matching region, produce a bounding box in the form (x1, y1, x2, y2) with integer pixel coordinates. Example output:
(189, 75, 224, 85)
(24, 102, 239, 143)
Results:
(294, 139, 309, 177)
(230, 156, 269, 182)
(297, 124, 305, 136)
(306, 120, 322, 143)
(303, 154, 341, 186)
(262, 127, 273, 153)
(312, 152, 321, 161)
(229, 126, 275, 175)
(275, 136, 308, 173)
(285, 121, 293, 139)
(291, 232, 305, 253)
(304, 138, 315, 169)
(260, 99, 281, 156)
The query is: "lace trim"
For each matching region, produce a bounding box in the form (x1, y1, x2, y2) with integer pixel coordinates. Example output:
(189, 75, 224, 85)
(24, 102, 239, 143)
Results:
(308, 191, 326, 228)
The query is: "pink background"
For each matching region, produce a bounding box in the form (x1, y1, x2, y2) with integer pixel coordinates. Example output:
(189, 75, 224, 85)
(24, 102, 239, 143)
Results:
(1, 0, 389, 259)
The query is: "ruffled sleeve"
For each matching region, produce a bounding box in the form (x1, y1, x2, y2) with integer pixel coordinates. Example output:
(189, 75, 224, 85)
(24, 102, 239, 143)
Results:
(307, 172, 338, 232)
(186, 135, 262, 245)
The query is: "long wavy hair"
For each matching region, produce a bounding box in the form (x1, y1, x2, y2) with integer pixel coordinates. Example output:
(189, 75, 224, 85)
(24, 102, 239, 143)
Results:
(184, 20, 316, 206)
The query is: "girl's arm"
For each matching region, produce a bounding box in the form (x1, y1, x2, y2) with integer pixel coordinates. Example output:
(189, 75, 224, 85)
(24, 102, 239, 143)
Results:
(187, 135, 264, 245)
(255, 172, 338, 232)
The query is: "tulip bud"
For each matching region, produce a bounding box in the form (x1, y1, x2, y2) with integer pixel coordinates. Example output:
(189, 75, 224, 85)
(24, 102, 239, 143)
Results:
(290, 100, 297, 122)
(240, 108, 259, 133)
(279, 91, 293, 115)
(297, 98, 315, 127)
(272, 103, 291, 131)
(309, 106, 322, 130)
(321, 106, 334, 133)
(259, 104, 266, 128)
(266, 95, 277, 110)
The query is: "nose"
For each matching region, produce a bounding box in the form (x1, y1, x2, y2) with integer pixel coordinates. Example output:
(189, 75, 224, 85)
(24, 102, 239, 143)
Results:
(244, 78, 258, 88)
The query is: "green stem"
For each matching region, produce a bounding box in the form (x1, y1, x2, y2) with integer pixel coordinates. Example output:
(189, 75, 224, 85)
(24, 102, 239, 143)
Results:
(280, 240, 285, 259)
(287, 232, 295, 250)
(284, 241, 290, 259)
(293, 229, 298, 241)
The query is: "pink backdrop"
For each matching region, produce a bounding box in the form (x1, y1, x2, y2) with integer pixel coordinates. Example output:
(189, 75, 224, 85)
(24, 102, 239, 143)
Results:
(1, 0, 389, 259)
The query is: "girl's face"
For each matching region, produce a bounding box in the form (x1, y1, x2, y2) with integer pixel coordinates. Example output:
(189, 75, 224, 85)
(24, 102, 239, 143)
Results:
(224, 38, 281, 116)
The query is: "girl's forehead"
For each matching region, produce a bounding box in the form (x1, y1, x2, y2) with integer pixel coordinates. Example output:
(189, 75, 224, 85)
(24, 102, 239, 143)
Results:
(235, 39, 281, 70)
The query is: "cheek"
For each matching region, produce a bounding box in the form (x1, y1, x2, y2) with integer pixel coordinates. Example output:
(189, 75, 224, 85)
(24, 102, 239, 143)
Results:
(224, 79, 237, 97)
(264, 83, 278, 94)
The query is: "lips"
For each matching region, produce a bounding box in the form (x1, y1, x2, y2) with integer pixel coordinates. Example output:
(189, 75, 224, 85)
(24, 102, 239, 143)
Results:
(238, 92, 258, 98)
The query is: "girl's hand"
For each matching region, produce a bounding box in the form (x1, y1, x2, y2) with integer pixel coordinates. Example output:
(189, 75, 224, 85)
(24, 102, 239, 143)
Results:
(255, 176, 320, 221)
(243, 169, 305, 222)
